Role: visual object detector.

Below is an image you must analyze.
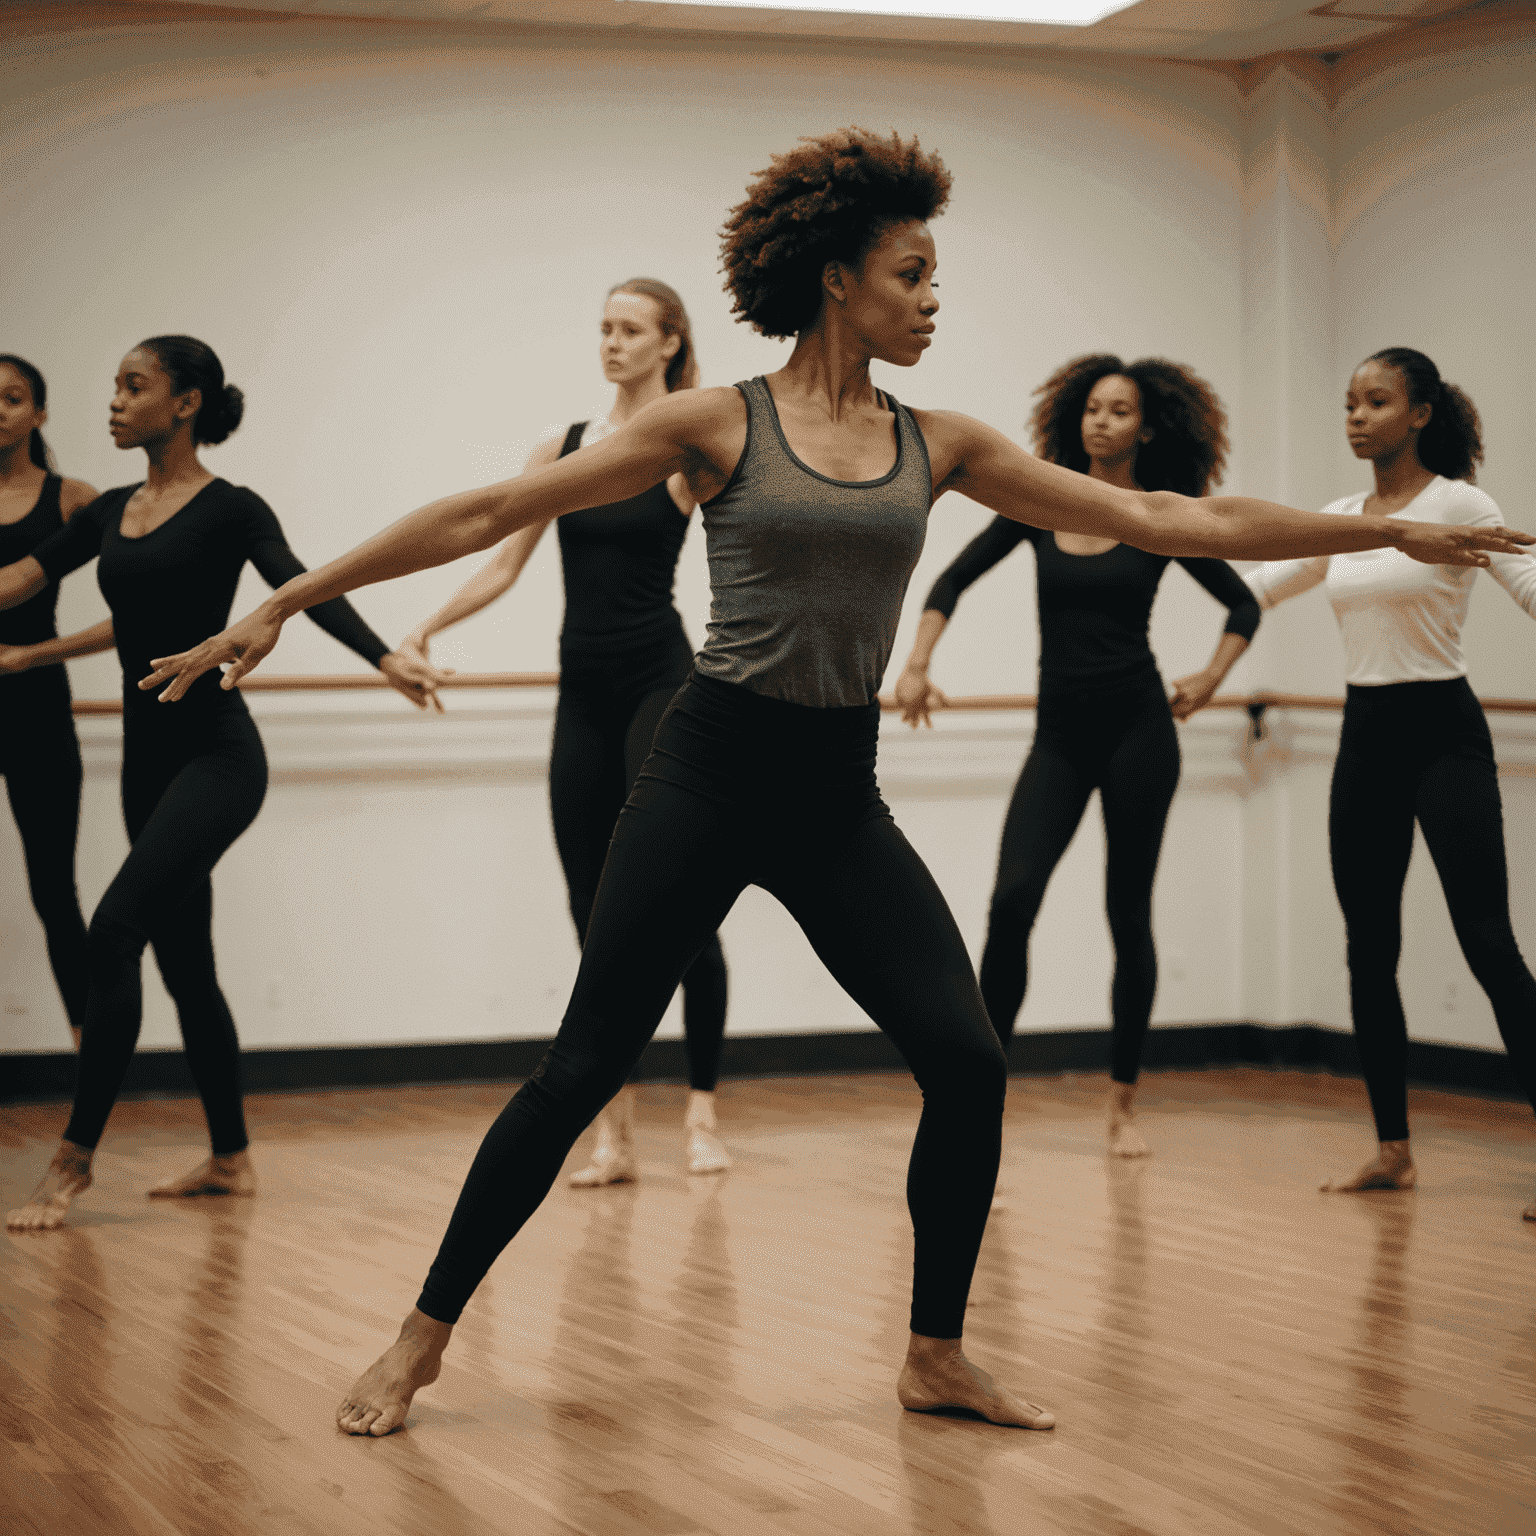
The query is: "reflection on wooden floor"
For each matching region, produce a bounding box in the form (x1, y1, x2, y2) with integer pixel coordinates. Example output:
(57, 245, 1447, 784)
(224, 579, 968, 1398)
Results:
(3, 1068, 1533, 1536)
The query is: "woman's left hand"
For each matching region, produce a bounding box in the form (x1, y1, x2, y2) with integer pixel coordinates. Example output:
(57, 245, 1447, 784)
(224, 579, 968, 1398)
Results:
(1168, 669, 1220, 720)
(0, 643, 35, 675)
(380, 649, 453, 713)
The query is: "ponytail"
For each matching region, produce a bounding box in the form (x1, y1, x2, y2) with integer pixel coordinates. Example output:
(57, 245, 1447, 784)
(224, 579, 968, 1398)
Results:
(1366, 346, 1484, 483)
(0, 354, 56, 471)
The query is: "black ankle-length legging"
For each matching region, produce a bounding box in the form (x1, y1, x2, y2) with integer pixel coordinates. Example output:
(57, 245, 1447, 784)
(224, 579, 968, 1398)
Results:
(978, 670, 1181, 1082)
(63, 708, 267, 1155)
(419, 674, 1006, 1337)
(549, 667, 728, 1091)
(1330, 678, 1536, 1143)
(2, 671, 90, 1037)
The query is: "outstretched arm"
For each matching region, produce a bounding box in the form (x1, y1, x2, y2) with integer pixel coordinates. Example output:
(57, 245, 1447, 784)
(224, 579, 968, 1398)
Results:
(401, 519, 553, 666)
(237, 489, 448, 711)
(141, 394, 703, 701)
(921, 412, 1533, 565)
(399, 437, 563, 667)
(0, 619, 115, 675)
(0, 557, 46, 614)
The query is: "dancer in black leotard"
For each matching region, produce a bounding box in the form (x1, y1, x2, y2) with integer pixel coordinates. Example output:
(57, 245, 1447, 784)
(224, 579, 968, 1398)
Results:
(2, 336, 441, 1232)
(1247, 348, 1536, 1218)
(142, 130, 1527, 1436)
(897, 357, 1259, 1157)
(401, 280, 731, 1183)
(0, 355, 101, 1049)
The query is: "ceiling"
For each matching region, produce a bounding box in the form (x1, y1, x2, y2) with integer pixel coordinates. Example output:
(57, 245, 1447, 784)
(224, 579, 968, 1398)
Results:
(135, 0, 1506, 62)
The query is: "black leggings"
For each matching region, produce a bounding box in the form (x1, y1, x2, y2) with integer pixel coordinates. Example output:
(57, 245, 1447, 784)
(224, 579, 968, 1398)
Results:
(64, 707, 267, 1156)
(978, 670, 1181, 1083)
(550, 655, 727, 1092)
(419, 674, 1005, 1337)
(1330, 678, 1536, 1143)
(2, 670, 90, 1038)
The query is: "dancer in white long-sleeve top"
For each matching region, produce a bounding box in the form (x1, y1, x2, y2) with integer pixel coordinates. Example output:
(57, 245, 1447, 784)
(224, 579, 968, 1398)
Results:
(1247, 347, 1536, 1218)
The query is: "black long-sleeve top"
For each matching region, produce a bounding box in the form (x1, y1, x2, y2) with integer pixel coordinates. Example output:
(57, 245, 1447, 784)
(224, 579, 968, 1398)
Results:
(924, 517, 1261, 691)
(33, 478, 390, 720)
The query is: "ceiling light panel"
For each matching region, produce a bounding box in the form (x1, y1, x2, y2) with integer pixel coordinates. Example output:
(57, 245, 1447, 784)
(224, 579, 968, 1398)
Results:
(628, 1, 1142, 24)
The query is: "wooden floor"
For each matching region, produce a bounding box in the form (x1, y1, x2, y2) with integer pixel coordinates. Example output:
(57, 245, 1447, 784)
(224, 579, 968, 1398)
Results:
(3, 1069, 1533, 1536)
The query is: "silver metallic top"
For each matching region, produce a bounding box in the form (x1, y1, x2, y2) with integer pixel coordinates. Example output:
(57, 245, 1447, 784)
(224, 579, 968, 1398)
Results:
(693, 376, 933, 709)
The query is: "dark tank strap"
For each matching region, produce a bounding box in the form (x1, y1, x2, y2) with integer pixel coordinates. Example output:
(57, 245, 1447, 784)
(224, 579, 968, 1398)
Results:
(0, 475, 68, 650)
(559, 423, 587, 459)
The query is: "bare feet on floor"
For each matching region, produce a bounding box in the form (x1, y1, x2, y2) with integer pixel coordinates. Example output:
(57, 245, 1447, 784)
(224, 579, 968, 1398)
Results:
(6, 1140, 94, 1231)
(337, 1308, 451, 1436)
(1321, 1139, 1416, 1193)
(897, 1333, 1055, 1429)
(147, 1149, 257, 1199)
(570, 1089, 638, 1187)
(683, 1090, 731, 1175)
(1106, 1082, 1149, 1158)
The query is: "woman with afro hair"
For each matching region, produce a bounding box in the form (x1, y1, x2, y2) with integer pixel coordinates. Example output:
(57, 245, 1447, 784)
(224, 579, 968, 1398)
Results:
(141, 130, 1528, 1436)
(896, 355, 1259, 1159)
(1247, 348, 1536, 1216)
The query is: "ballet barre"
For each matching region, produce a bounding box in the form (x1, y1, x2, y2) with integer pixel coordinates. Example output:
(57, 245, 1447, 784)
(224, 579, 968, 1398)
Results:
(68, 676, 1536, 715)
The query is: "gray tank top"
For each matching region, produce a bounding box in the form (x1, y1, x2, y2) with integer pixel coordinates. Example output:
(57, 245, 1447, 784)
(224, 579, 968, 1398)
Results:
(693, 376, 933, 709)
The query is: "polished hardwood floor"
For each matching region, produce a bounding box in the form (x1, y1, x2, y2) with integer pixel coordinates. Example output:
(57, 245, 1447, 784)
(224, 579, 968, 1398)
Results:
(3, 1068, 1533, 1536)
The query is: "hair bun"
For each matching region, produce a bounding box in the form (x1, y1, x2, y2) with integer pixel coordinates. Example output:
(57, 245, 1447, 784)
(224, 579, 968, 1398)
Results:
(199, 381, 245, 445)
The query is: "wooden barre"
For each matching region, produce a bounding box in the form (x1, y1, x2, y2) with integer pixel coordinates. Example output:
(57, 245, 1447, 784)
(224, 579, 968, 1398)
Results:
(67, 675, 1536, 716)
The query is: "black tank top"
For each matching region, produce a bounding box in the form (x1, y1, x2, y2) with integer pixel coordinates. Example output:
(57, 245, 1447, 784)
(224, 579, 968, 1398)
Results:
(554, 423, 690, 663)
(0, 473, 67, 647)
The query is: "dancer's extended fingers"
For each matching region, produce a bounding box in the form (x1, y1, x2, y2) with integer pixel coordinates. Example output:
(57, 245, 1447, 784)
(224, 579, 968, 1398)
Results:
(1477, 525, 1533, 551)
(139, 646, 219, 703)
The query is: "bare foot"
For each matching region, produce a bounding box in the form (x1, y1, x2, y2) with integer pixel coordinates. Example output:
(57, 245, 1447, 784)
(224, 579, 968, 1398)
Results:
(147, 1150, 256, 1199)
(685, 1126, 731, 1175)
(1107, 1082, 1150, 1159)
(570, 1091, 638, 1188)
(337, 1309, 451, 1436)
(1321, 1139, 1416, 1193)
(6, 1140, 94, 1231)
(897, 1333, 1054, 1429)
(569, 1142, 638, 1187)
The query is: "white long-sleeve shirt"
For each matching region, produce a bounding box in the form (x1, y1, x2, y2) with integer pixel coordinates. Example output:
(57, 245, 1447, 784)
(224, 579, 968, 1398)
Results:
(1245, 477, 1536, 686)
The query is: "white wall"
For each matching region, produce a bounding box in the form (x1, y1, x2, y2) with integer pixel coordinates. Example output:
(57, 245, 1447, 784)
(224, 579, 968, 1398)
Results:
(2, 9, 1532, 1063)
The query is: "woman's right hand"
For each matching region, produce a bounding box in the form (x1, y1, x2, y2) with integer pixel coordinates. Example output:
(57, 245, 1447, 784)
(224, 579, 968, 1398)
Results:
(896, 666, 949, 729)
(1398, 519, 1533, 567)
(0, 643, 35, 675)
(140, 603, 285, 702)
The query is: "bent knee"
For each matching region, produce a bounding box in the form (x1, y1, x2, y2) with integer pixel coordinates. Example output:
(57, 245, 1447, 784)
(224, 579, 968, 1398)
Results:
(525, 1018, 643, 1116)
(86, 912, 147, 978)
(988, 882, 1046, 936)
(914, 1028, 1008, 1105)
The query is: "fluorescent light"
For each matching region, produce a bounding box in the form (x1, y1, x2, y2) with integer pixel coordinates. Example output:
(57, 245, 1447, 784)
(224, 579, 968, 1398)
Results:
(628, 1, 1141, 24)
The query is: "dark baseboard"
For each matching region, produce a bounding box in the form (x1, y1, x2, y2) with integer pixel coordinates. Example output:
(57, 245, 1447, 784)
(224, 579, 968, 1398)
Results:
(0, 1022, 1523, 1104)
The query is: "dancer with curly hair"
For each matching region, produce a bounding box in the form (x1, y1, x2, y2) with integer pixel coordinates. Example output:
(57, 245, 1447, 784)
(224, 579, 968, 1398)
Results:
(139, 130, 1527, 1435)
(0, 355, 101, 1051)
(895, 355, 1259, 1157)
(2, 337, 441, 1232)
(399, 279, 733, 1184)
(1246, 348, 1536, 1215)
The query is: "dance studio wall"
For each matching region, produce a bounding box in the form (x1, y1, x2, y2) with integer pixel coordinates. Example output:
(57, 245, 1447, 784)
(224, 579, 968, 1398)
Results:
(2, 5, 1531, 1068)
